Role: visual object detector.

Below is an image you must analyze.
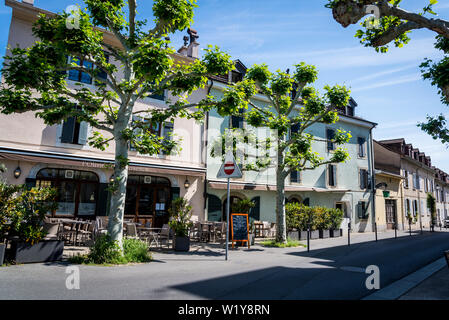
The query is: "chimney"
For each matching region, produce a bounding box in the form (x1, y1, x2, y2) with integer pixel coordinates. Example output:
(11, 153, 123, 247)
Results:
(177, 35, 189, 56)
(186, 28, 199, 58)
(22, 0, 34, 5)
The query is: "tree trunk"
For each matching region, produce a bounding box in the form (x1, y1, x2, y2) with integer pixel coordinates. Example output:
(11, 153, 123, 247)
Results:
(275, 147, 287, 243)
(108, 117, 130, 247)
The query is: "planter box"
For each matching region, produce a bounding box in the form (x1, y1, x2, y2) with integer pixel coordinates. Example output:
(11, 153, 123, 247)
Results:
(310, 230, 319, 240)
(330, 229, 342, 238)
(174, 236, 190, 252)
(319, 229, 330, 239)
(299, 230, 308, 240)
(10, 240, 63, 264)
(0, 244, 5, 266)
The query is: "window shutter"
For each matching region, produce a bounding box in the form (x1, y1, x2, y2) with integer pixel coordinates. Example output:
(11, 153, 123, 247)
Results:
(61, 117, 76, 143)
(77, 121, 89, 145)
(162, 122, 174, 155)
(332, 166, 337, 186)
(171, 187, 180, 200)
(360, 170, 364, 189)
(302, 198, 310, 206)
(357, 202, 363, 219)
(207, 194, 222, 222)
(327, 129, 335, 151)
(358, 137, 365, 157)
(249, 196, 260, 222)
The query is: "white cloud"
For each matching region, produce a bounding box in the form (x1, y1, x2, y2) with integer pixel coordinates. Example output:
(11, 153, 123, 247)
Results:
(351, 74, 421, 92)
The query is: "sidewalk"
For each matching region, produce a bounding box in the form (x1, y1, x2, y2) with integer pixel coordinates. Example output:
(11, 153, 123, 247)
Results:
(399, 264, 449, 300)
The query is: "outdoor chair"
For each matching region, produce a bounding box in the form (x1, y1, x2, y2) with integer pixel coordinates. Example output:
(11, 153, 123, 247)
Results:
(189, 221, 201, 242)
(157, 224, 171, 249)
(125, 222, 139, 240)
(262, 221, 272, 238)
(42, 222, 60, 241)
(78, 221, 94, 246)
(59, 222, 77, 245)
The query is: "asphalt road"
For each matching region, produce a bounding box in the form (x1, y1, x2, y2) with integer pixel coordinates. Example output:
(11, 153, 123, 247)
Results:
(1, 230, 448, 299)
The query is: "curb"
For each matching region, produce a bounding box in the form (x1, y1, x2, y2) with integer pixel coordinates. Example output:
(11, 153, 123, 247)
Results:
(363, 257, 447, 300)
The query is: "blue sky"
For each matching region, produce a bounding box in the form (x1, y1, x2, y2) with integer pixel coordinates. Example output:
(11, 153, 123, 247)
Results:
(1, 0, 449, 171)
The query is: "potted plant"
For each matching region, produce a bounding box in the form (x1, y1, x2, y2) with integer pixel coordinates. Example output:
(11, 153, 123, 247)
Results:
(315, 206, 330, 239)
(329, 208, 344, 237)
(168, 197, 193, 252)
(286, 202, 299, 240)
(2, 182, 62, 263)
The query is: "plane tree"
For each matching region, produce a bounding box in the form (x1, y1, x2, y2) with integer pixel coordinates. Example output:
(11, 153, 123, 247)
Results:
(211, 63, 352, 243)
(0, 0, 242, 246)
(326, 0, 449, 143)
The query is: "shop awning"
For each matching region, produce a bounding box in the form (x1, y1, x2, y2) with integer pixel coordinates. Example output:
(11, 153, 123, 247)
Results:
(0, 149, 206, 177)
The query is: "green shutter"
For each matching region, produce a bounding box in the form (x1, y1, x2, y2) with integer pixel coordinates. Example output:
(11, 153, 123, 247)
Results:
(207, 194, 222, 222)
(171, 187, 180, 200)
(249, 196, 260, 222)
(61, 117, 76, 143)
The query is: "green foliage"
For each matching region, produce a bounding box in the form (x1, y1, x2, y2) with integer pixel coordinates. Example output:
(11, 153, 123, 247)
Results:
(0, 181, 58, 244)
(168, 197, 193, 237)
(123, 237, 152, 263)
(71, 234, 152, 265)
(286, 203, 344, 231)
(231, 198, 255, 214)
(426, 192, 437, 225)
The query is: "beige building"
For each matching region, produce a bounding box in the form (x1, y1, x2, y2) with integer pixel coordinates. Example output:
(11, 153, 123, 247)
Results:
(377, 138, 446, 231)
(373, 141, 404, 231)
(0, 0, 209, 226)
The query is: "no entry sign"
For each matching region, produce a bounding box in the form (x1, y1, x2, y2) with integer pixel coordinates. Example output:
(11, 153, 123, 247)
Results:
(217, 151, 242, 179)
(224, 162, 235, 175)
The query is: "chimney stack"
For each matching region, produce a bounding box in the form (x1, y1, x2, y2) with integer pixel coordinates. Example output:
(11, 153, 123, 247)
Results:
(186, 28, 199, 58)
(22, 0, 34, 5)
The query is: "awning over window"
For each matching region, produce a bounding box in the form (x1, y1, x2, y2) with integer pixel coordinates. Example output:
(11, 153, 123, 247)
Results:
(208, 180, 349, 192)
(0, 150, 206, 178)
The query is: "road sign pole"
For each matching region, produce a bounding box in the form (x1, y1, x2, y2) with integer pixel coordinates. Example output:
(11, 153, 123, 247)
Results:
(225, 177, 230, 261)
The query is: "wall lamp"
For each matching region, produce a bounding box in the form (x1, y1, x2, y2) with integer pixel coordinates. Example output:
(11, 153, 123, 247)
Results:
(14, 166, 21, 179)
(184, 178, 190, 189)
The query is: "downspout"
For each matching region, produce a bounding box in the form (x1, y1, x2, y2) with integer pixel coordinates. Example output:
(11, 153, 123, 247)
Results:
(203, 79, 214, 220)
(369, 126, 377, 234)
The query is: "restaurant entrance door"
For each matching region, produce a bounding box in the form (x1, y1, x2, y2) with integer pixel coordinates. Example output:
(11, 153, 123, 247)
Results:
(124, 175, 171, 228)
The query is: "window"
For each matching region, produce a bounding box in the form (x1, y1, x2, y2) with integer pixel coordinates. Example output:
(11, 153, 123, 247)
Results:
(149, 90, 165, 101)
(413, 200, 418, 216)
(290, 170, 300, 183)
(404, 170, 409, 188)
(231, 109, 245, 129)
(357, 137, 366, 157)
(412, 173, 420, 189)
(36, 168, 99, 217)
(425, 178, 429, 192)
(68, 56, 93, 84)
(291, 122, 300, 136)
(130, 116, 173, 154)
(328, 164, 337, 187)
(405, 199, 411, 215)
(60, 116, 88, 145)
(326, 128, 335, 151)
(359, 169, 369, 189)
(67, 54, 110, 85)
(357, 201, 369, 219)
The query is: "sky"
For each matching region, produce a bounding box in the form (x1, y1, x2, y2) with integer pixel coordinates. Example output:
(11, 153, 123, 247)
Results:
(1, 0, 449, 171)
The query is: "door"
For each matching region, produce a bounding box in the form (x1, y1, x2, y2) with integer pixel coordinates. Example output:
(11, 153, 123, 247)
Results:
(385, 199, 397, 229)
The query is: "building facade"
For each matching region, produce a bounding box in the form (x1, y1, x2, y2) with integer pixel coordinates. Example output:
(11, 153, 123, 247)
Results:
(0, 0, 209, 227)
(377, 138, 449, 230)
(205, 64, 378, 233)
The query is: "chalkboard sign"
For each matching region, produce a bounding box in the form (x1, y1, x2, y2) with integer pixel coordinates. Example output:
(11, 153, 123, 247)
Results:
(230, 213, 250, 248)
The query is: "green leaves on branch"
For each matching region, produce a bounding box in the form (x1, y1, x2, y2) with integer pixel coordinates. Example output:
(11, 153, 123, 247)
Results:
(152, 0, 196, 35)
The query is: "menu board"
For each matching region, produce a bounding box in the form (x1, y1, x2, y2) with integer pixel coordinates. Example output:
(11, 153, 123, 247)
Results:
(231, 213, 250, 248)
